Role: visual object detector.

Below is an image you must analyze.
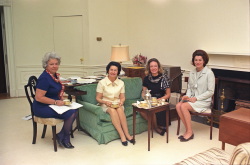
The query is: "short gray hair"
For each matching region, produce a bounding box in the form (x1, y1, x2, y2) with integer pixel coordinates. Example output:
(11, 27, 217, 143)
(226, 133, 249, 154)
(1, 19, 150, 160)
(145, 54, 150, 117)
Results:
(42, 52, 61, 69)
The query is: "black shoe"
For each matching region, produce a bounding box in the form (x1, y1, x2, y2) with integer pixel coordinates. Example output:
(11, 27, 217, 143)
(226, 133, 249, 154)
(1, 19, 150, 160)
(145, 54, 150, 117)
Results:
(128, 138, 136, 144)
(56, 134, 64, 147)
(158, 128, 166, 136)
(178, 135, 183, 139)
(62, 141, 75, 149)
(180, 134, 194, 142)
(160, 129, 165, 136)
(121, 141, 128, 146)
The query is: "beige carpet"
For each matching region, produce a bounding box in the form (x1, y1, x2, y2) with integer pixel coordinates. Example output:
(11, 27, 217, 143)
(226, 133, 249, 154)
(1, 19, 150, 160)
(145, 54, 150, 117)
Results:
(0, 97, 235, 165)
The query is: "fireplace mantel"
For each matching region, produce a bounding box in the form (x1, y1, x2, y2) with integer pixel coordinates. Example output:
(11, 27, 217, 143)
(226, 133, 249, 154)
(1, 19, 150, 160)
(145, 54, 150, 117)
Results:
(207, 53, 250, 72)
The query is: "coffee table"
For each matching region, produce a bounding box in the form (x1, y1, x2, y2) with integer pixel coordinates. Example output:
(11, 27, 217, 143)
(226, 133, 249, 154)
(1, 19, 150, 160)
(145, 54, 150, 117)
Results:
(132, 103, 170, 151)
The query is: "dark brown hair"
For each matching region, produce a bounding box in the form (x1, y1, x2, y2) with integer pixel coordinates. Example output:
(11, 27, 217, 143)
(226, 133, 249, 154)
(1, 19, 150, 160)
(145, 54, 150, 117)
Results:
(191, 50, 209, 67)
(145, 58, 164, 76)
(106, 61, 121, 75)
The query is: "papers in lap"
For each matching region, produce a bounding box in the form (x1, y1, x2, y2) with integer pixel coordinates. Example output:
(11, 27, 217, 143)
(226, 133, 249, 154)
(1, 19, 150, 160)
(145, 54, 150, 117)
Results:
(49, 102, 83, 114)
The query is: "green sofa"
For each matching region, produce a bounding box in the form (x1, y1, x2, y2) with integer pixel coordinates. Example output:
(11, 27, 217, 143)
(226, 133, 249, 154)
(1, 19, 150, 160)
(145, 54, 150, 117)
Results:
(75, 77, 148, 144)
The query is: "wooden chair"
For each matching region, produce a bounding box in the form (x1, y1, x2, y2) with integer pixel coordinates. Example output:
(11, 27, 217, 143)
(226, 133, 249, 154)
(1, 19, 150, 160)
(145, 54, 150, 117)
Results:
(176, 77, 218, 140)
(24, 76, 64, 152)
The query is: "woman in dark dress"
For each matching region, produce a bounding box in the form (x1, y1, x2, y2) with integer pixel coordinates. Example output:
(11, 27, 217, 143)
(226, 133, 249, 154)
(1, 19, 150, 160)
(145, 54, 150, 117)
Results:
(141, 58, 171, 136)
(33, 52, 76, 149)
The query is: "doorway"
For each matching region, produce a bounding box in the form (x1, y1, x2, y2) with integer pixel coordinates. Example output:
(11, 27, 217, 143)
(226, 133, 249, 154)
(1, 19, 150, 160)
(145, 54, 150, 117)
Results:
(0, 7, 7, 95)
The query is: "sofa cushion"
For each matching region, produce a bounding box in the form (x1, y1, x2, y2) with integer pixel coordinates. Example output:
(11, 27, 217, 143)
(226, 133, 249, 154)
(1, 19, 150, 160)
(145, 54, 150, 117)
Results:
(121, 77, 143, 100)
(174, 147, 231, 165)
(75, 83, 98, 105)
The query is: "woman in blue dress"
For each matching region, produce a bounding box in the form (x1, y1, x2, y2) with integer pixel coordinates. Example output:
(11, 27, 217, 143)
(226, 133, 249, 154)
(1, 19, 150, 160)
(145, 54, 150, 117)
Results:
(33, 52, 76, 149)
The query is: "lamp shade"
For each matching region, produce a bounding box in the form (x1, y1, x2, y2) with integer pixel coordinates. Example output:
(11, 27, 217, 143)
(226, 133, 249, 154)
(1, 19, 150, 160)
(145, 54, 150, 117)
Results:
(110, 45, 130, 62)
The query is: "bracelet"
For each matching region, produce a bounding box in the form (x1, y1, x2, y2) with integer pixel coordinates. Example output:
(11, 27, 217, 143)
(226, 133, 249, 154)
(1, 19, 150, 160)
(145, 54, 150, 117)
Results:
(54, 100, 57, 105)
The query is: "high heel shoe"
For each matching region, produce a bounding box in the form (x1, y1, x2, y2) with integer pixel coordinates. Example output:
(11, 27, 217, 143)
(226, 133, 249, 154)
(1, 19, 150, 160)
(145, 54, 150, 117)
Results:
(121, 141, 128, 146)
(127, 138, 136, 144)
(178, 135, 183, 139)
(62, 141, 75, 149)
(158, 128, 166, 136)
(180, 134, 194, 142)
(56, 134, 64, 147)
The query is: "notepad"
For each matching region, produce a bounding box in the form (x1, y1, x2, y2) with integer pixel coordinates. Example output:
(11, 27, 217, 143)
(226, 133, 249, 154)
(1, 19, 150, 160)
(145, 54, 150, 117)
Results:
(49, 102, 83, 114)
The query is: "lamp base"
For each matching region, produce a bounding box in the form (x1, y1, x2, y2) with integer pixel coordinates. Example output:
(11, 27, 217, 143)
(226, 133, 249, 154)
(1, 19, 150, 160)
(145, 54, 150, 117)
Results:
(119, 69, 125, 76)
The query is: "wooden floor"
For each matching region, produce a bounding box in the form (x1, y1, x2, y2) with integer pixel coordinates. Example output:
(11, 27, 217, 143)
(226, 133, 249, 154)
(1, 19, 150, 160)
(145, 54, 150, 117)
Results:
(0, 93, 10, 100)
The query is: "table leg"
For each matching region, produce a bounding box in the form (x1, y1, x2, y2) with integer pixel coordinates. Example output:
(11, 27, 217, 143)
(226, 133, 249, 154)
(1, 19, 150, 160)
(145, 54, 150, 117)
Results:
(166, 106, 169, 143)
(72, 109, 80, 132)
(133, 109, 136, 145)
(151, 115, 154, 138)
(222, 142, 225, 150)
(147, 112, 151, 151)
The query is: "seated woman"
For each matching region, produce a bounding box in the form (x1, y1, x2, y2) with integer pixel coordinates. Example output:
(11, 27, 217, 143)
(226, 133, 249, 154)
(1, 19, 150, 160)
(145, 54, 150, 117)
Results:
(33, 52, 77, 149)
(141, 58, 171, 136)
(96, 61, 134, 146)
(176, 49, 215, 142)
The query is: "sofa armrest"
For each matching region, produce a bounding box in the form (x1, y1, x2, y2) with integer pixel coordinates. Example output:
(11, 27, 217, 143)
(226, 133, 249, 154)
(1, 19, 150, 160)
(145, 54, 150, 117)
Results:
(77, 100, 112, 122)
(77, 100, 103, 116)
(229, 142, 250, 165)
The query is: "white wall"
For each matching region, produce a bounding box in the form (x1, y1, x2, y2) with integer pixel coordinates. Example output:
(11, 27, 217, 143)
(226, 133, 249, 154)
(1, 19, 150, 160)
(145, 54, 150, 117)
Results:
(5, 0, 250, 96)
(127, 0, 250, 71)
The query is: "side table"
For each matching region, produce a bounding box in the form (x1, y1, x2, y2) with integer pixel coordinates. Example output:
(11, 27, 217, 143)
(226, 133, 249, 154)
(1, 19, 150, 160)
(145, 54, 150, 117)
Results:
(132, 103, 170, 151)
(64, 84, 87, 133)
(219, 107, 250, 150)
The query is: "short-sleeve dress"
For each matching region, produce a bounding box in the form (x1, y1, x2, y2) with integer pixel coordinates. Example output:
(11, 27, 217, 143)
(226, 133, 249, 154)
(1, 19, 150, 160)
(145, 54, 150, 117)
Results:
(143, 74, 170, 127)
(96, 76, 125, 112)
(32, 70, 75, 120)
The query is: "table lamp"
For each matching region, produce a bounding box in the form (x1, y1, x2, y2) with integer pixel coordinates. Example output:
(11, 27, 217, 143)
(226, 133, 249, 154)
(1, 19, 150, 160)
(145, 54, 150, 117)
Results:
(110, 44, 130, 75)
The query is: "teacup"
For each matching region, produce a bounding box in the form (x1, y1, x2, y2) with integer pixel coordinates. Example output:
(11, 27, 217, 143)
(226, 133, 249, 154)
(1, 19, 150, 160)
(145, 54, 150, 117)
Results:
(151, 102, 158, 107)
(111, 102, 119, 108)
(63, 99, 71, 105)
(140, 101, 148, 108)
(151, 97, 157, 103)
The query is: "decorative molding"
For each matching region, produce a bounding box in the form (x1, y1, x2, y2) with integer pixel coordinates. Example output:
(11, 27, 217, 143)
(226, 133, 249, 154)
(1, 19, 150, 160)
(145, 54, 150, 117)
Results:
(208, 52, 250, 56)
(208, 64, 250, 72)
(208, 54, 250, 72)
(0, 0, 11, 6)
(16, 64, 107, 97)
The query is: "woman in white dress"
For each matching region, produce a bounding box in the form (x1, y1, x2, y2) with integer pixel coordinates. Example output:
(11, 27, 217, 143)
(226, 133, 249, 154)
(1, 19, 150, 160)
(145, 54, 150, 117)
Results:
(176, 50, 215, 142)
(96, 61, 134, 146)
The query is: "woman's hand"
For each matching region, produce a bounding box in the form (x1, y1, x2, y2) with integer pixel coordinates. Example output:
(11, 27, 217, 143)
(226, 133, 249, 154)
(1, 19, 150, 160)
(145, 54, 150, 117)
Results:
(182, 95, 189, 101)
(105, 101, 112, 107)
(55, 100, 65, 106)
(119, 101, 124, 107)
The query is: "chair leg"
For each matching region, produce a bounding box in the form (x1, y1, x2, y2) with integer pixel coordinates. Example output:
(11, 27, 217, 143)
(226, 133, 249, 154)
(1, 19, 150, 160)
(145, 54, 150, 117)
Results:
(71, 129, 74, 138)
(169, 111, 171, 126)
(52, 126, 57, 152)
(177, 115, 180, 135)
(41, 125, 47, 138)
(32, 122, 37, 144)
(210, 115, 213, 140)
